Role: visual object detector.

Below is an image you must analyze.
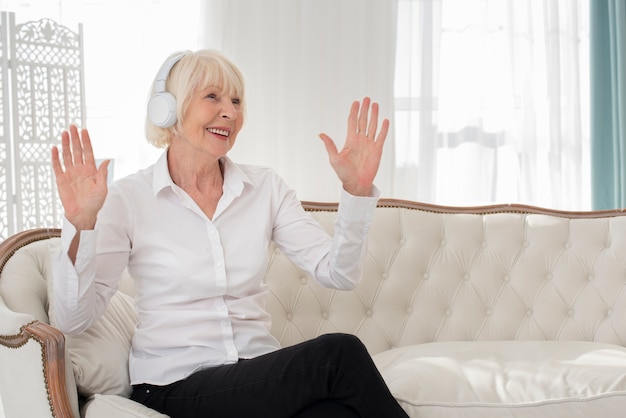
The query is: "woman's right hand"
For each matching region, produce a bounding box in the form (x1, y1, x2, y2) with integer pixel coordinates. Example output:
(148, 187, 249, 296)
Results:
(51, 125, 110, 231)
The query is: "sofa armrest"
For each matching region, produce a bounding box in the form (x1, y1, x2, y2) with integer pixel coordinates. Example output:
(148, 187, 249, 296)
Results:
(0, 302, 77, 418)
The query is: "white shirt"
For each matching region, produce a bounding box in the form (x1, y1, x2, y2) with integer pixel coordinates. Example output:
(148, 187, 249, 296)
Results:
(52, 150, 379, 385)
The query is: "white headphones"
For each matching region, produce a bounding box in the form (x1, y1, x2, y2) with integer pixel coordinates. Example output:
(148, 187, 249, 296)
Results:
(147, 52, 187, 128)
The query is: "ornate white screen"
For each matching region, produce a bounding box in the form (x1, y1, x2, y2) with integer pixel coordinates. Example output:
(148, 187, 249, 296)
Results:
(0, 12, 85, 240)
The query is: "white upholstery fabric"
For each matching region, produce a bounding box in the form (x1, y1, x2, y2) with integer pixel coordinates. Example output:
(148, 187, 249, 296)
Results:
(82, 394, 169, 418)
(0, 336, 54, 418)
(373, 340, 626, 417)
(266, 209, 626, 351)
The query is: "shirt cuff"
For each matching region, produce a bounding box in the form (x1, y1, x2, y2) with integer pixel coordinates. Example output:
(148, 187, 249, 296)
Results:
(338, 185, 380, 222)
(61, 216, 97, 272)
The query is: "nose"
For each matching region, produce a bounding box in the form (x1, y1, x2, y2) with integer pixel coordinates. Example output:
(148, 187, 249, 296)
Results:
(220, 98, 236, 120)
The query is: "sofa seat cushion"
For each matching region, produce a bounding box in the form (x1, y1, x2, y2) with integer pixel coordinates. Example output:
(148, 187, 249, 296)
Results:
(82, 394, 170, 418)
(373, 340, 626, 417)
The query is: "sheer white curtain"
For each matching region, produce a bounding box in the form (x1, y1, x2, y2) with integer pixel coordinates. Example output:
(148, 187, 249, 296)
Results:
(200, 0, 398, 201)
(394, 0, 590, 209)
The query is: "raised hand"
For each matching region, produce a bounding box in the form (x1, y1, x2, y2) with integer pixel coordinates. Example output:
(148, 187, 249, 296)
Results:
(51, 125, 110, 231)
(319, 97, 389, 197)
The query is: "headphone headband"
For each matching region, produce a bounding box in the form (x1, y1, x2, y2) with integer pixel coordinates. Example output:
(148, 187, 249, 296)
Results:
(153, 52, 187, 93)
(147, 52, 188, 128)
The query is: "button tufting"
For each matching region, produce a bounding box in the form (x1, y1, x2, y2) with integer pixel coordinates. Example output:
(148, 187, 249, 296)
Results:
(366, 309, 373, 317)
(463, 274, 470, 281)
(382, 272, 389, 280)
(406, 307, 413, 314)
(445, 309, 452, 317)
(441, 239, 447, 247)
(300, 277, 308, 285)
(399, 239, 406, 245)
(564, 242, 571, 249)
(546, 273, 553, 281)
(286, 313, 293, 320)
(322, 312, 329, 319)
(503, 275, 510, 282)
(607, 309, 614, 317)
(481, 241, 488, 248)
(588, 274, 594, 281)
(568, 309, 574, 317)
(423, 273, 430, 280)
(526, 309, 533, 317)
(486, 308, 493, 316)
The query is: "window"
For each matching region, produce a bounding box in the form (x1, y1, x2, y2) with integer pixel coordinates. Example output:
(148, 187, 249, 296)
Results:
(394, 0, 590, 209)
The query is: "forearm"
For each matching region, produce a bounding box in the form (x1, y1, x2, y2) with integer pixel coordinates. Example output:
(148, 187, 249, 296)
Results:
(51, 219, 116, 334)
(315, 187, 379, 290)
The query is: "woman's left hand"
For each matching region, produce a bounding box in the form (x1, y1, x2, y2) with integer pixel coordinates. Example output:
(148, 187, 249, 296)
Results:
(319, 97, 389, 197)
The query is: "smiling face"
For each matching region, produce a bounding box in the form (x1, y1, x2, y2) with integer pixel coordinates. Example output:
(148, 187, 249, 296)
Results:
(145, 50, 247, 150)
(175, 85, 244, 159)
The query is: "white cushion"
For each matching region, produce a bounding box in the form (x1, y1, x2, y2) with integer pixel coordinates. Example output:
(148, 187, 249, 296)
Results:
(82, 394, 169, 418)
(373, 340, 626, 417)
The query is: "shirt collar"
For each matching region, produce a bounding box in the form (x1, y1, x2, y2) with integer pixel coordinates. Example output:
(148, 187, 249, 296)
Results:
(152, 149, 252, 197)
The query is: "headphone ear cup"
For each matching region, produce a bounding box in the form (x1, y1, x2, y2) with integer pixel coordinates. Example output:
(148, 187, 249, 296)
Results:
(147, 91, 178, 128)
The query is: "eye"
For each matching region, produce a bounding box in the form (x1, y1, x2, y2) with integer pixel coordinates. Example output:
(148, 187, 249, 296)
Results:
(231, 98, 241, 106)
(206, 93, 218, 100)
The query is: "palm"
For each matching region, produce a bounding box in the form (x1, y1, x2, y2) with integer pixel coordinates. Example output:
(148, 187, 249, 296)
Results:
(319, 97, 389, 196)
(52, 126, 109, 230)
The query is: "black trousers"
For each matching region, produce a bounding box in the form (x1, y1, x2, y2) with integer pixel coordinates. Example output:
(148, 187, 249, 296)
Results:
(131, 333, 408, 418)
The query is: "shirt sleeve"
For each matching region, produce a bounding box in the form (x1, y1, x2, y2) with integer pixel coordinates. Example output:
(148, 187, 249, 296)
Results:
(272, 183, 380, 290)
(51, 190, 131, 335)
(317, 187, 380, 289)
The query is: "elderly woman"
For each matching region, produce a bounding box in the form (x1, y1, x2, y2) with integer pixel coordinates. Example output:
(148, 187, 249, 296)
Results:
(51, 49, 408, 418)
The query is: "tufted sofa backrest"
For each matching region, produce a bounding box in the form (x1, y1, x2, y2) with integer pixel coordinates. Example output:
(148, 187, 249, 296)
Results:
(3, 200, 626, 359)
(265, 200, 626, 354)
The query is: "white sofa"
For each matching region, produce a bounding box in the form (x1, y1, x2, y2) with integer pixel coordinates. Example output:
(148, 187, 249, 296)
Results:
(2, 199, 626, 417)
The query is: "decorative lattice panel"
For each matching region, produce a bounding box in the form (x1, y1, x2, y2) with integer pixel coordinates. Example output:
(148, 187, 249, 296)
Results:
(3, 12, 85, 238)
(0, 13, 11, 240)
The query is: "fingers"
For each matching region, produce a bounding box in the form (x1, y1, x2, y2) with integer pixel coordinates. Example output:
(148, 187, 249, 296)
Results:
(51, 146, 63, 178)
(366, 102, 379, 139)
(61, 129, 73, 169)
(58, 125, 95, 170)
(318, 133, 339, 159)
(347, 100, 359, 135)
(375, 118, 390, 149)
(357, 97, 371, 135)
(97, 159, 111, 183)
(350, 97, 384, 139)
(69, 125, 84, 166)
(80, 128, 97, 167)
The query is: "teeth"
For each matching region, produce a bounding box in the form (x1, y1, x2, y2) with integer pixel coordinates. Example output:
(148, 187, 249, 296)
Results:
(208, 128, 229, 137)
